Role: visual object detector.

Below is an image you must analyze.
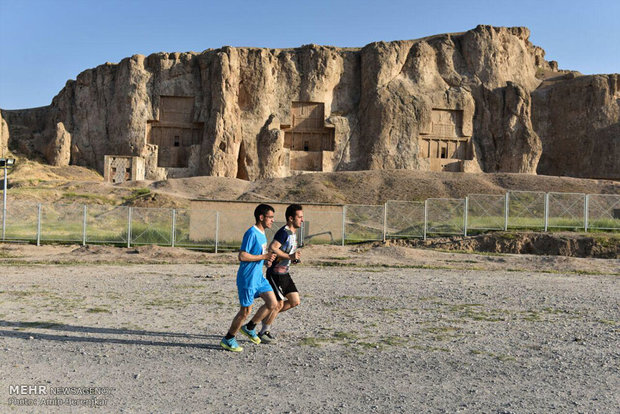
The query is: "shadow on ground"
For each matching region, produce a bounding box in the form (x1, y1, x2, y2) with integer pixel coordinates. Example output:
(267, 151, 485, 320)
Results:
(0, 320, 223, 350)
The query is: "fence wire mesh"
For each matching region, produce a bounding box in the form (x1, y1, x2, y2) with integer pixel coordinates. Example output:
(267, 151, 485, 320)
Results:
(467, 194, 505, 231)
(587, 194, 620, 231)
(507, 191, 545, 230)
(385, 200, 425, 239)
(3, 200, 38, 241)
(0, 192, 618, 248)
(40, 202, 84, 243)
(426, 198, 465, 235)
(344, 204, 385, 243)
(86, 205, 129, 244)
(130, 207, 173, 246)
(547, 192, 586, 229)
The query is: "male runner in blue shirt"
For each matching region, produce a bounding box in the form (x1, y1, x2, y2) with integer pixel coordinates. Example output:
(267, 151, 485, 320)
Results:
(220, 204, 278, 352)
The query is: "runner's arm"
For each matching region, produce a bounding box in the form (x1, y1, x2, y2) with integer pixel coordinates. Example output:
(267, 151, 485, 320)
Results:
(269, 240, 300, 261)
(238, 251, 272, 262)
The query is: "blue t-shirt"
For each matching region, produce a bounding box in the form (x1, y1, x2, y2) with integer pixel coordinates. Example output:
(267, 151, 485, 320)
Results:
(237, 226, 268, 289)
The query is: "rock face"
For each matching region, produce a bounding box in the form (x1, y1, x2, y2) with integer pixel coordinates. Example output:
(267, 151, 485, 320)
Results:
(532, 74, 620, 179)
(476, 82, 542, 172)
(0, 25, 617, 180)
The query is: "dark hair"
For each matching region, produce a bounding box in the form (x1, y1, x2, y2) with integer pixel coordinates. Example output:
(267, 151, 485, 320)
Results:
(285, 204, 303, 222)
(254, 204, 274, 222)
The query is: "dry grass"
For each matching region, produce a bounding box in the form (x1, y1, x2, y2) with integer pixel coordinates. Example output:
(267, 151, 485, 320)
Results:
(5, 160, 618, 208)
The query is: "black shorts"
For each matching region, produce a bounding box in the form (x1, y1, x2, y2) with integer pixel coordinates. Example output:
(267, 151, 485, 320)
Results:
(265, 268, 298, 301)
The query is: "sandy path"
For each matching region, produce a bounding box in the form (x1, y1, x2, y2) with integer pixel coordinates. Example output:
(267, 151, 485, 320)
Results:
(0, 249, 618, 412)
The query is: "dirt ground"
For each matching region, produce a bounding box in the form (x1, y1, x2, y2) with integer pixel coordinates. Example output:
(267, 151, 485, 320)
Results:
(0, 243, 618, 413)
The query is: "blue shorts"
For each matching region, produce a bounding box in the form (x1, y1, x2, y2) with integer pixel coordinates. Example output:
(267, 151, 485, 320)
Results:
(237, 277, 273, 307)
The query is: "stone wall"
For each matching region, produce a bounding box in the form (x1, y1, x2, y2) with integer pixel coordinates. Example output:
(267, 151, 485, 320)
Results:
(189, 200, 343, 244)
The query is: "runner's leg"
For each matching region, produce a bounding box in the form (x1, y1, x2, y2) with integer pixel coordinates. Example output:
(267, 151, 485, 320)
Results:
(249, 290, 278, 325)
(227, 305, 252, 336)
(279, 292, 300, 313)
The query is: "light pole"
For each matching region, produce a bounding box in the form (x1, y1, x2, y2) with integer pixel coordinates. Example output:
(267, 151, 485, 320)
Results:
(1, 158, 15, 240)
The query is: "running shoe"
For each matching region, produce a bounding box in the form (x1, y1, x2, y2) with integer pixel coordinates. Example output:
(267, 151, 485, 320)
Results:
(258, 331, 277, 344)
(220, 336, 243, 352)
(240, 324, 261, 344)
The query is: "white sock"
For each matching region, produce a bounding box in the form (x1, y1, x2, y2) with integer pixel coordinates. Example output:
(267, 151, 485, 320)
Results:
(260, 324, 271, 335)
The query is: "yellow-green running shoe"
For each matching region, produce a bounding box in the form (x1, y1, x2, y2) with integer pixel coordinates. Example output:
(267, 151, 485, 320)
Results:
(240, 324, 261, 344)
(220, 336, 243, 352)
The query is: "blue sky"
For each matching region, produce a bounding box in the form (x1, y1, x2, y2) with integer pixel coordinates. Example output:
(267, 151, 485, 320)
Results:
(1, 0, 618, 109)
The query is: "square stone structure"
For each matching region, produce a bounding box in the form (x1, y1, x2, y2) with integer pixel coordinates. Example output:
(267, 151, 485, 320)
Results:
(104, 155, 146, 183)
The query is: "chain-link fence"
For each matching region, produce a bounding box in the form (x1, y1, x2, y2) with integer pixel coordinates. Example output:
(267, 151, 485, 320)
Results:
(86, 205, 129, 245)
(385, 200, 425, 239)
(547, 192, 586, 230)
(466, 194, 506, 233)
(426, 198, 465, 236)
(3, 199, 38, 241)
(130, 207, 173, 246)
(0, 191, 618, 248)
(343, 204, 385, 243)
(587, 194, 620, 231)
(507, 191, 546, 230)
(39, 202, 84, 243)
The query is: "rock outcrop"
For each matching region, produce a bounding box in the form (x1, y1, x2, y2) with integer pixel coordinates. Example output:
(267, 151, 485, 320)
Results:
(357, 26, 543, 173)
(532, 74, 620, 179)
(0, 25, 617, 180)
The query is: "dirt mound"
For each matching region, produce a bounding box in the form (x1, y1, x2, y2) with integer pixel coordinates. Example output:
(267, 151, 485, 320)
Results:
(387, 232, 620, 259)
(10, 158, 102, 183)
(146, 176, 252, 200)
(124, 244, 227, 263)
(241, 170, 618, 204)
(121, 191, 187, 208)
(70, 245, 109, 255)
(7, 163, 619, 207)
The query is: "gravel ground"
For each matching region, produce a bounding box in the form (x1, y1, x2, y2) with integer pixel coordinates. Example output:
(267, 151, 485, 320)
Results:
(0, 246, 618, 413)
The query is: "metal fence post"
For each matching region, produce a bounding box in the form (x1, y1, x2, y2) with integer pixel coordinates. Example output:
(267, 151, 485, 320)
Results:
(171, 209, 176, 247)
(504, 192, 509, 231)
(341, 205, 346, 246)
(36, 203, 41, 246)
(2, 164, 7, 241)
(464, 196, 469, 237)
(82, 205, 87, 246)
(584, 194, 589, 233)
(215, 211, 219, 253)
(127, 207, 132, 248)
(383, 202, 387, 242)
(423, 199, 427, 241)
(544, 193, 549, 232)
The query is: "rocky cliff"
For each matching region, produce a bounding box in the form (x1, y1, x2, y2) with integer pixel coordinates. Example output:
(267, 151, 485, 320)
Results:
(1, 25, 617, 180)
(532, 73, 620, 179)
